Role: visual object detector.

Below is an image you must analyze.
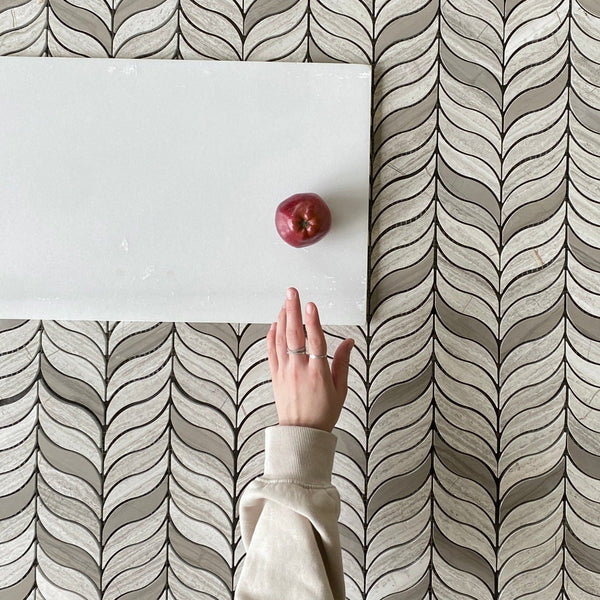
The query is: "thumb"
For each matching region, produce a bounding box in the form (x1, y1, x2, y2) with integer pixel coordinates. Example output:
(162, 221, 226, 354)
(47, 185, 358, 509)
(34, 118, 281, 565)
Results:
(331, 338, 354, 401)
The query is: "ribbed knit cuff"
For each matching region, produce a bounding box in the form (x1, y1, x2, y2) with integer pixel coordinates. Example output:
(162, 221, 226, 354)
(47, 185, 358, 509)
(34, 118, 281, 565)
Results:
(263, 425, 337, 485)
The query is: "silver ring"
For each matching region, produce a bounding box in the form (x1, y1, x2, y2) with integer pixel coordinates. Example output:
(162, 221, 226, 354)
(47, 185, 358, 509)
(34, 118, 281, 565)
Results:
(287, 346, 306, 355)
(309, 353, 328, 359)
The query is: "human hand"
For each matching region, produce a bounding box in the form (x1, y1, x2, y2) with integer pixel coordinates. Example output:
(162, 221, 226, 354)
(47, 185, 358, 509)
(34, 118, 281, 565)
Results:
(266, 287, 354, 432)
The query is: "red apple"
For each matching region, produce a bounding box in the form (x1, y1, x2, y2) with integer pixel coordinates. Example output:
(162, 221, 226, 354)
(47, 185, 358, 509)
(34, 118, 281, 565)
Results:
(275, 193, 332, 248)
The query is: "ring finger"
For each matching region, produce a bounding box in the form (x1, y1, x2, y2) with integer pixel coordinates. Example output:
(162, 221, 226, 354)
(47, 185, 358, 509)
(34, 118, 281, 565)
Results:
(305, 302, 328, 366)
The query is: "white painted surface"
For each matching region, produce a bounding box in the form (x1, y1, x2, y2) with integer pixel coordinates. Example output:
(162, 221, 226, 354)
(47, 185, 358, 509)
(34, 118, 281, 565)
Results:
(0, 57, 371, 324)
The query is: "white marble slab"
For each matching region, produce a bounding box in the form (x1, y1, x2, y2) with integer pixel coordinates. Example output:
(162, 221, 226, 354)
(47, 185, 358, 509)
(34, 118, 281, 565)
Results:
(0, 57, 371, 324)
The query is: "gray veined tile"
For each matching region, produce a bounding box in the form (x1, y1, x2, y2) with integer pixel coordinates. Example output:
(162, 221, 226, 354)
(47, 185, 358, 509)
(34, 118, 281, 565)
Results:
(503, 108, 568, 182)
(433, 526, 494, 598)
(370, 323, 434, 381)
(112, 0, 178, 58)
(369, 406, 432, 483)
(0, 333, 39, 383)
(367, 523, 430, 588)
(500, 299, 564, 368)
(440, 39, 502, 107)
(103, 479, 168, 547)
(434, 478, 494, 548)
(170, 437, 232, 496)
(506, 7, 569, 76)
(435, 339, 497, 403)
(309, 0, 372, 64)
(37, 423, 101, 491)
(444, 0, 503, 54)
(435, 364, 497, 425)
(568, 228, 600, 273)
(368, 452, 431, 521)
(170, 528, 230, 598)
(435, 287, 499, 364)
(568, 207, 600, 267)
(436, 408, 495, 474)
(367, 483, 430, 544)
(244, 0, 307, 62)
(569, 389, 600, 433)
(105, 396, 170, 475)
(36, 526, 100, 596)
(500, 387, 565, 454)
(506, 65, 569, 135)
(501, 550, 563, 600)
(500, 477, 564, 553)
(499, 341, 564, 408)
(374, 0, 438, 62)
(372, 201, 435, 265)
(434, 500, 495, 573)
(104, 425, 169, 495)
(566, 337, 600, 391)
(438, 164, 500, 233)
(441, 21, 501, 89)
(369, 365, 433, 426)
(0, 319, 39, 352)
(500, 253, 564, 327)
(569, 410, 600, 458)
(170, 407, 233, 473)
(0, 400, 36, 451)
(0, 484, 35, 538)
(370, 251, 435, 317)
(107, 322, 172, 378)
(567, 479, 600, 539)
(336, 481, 364, 539)
(104, 450, 169, 520)
(435, 435, 496, 503)
(0, 542, 36, 595)
(499, 499, 563, 573)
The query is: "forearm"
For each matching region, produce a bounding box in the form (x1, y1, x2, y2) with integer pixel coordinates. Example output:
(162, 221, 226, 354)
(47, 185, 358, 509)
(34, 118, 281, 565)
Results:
(235, 426, 345, 600)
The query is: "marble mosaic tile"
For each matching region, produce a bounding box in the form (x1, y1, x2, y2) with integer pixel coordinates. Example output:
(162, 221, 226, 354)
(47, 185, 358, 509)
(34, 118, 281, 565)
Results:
(1, 1, 599, 598)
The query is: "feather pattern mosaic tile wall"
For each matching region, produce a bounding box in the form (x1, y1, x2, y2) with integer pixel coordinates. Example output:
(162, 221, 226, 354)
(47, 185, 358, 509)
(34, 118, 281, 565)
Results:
(1, 1, 600, 598)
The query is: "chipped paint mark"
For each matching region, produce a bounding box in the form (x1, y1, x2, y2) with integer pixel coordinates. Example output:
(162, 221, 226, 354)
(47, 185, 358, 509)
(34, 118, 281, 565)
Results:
(141, 265, 155, 280)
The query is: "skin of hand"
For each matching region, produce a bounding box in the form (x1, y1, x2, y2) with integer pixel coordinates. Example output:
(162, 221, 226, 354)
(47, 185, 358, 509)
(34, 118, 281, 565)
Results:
(266, 287, 355, 433)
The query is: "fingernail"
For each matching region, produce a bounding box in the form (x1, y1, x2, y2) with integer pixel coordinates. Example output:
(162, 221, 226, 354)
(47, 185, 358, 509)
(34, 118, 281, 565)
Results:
(286, 288, 294, 300)
(306, 302, 314, 315)
(270, 322, 275, 330)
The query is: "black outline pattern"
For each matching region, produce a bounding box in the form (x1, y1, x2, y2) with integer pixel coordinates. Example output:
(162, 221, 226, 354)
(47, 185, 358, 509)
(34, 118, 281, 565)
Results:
(1, 0, 600, 598)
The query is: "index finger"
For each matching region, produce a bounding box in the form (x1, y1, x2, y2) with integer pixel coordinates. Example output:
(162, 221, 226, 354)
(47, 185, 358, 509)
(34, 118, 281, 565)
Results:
(285, 287, 306, 355)
(266, 321, 278, 376)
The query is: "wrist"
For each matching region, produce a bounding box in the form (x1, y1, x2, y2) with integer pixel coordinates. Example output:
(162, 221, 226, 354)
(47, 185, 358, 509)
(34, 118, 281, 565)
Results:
(263, 425, 337, 484)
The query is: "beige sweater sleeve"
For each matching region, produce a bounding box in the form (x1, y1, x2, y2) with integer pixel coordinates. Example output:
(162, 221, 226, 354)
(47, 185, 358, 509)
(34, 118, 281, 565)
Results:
(235, 425, 345, 600)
